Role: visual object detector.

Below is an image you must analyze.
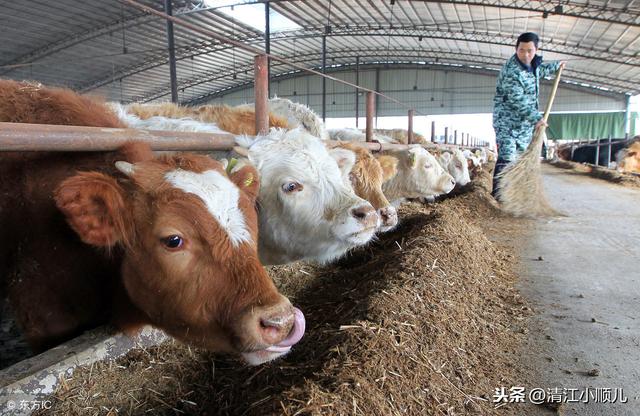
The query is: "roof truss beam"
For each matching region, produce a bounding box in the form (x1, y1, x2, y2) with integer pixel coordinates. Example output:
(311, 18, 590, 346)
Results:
(133, 48, 633, 104)
(414, 0, 640, 27)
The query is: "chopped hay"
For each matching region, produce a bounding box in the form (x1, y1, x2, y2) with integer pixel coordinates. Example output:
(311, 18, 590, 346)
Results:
(36, 171, 529, 416)
(549, 159, 640, 189)
(497, 129, 561, 218)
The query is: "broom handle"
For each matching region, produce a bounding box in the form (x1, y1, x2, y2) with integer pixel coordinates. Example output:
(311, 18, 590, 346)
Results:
(542, 65, 564, 123)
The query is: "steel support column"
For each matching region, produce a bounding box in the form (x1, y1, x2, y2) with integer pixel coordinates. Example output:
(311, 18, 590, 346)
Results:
(355, 56, 360, 128)
(375, 67, 380, 127)
(624, 94, 631, 138)
(265, 1, 271, 97)
(322, 35, 327, 122)
(164, 0, 178, 103)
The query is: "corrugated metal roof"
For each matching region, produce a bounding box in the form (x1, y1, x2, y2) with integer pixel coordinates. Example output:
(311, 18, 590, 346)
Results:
(1, 0, 638, 104)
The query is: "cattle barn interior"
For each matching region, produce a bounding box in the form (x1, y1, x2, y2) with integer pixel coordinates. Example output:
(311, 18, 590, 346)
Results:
(1, 1, 640, 415)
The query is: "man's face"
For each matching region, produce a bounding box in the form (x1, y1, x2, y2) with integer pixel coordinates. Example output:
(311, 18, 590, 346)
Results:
(516, 41, 537, 66)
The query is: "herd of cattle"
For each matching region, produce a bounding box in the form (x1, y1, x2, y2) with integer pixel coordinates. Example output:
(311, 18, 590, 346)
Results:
(0, 79, 492, 367)
(557, 137, 640, 174)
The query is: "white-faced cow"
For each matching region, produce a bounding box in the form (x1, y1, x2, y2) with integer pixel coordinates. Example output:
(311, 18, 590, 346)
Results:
(382, 146, 456, 205)
(236, 128, 379, 265)
(438, 148, 471, 187)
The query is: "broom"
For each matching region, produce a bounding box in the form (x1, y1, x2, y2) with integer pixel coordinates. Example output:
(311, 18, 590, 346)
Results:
(496, 65, 564, 217)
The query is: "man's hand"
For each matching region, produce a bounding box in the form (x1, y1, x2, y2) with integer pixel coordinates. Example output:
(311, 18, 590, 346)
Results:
(535, 119, 548, 130)
(559, 61, 567, 69)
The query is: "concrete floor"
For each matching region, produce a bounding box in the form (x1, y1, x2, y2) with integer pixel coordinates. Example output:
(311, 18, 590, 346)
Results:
(517, 164, 640, 415)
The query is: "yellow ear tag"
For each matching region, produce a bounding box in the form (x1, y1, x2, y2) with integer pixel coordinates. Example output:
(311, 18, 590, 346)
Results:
(226, 158, 238, 175)
(409, 151, 417, 167)
(244, 173, 254, 187)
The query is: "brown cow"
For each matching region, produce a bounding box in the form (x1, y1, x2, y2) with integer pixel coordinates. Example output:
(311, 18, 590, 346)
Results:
(617, 141, 640, 174)
(0, 79, 126, 127)
(332, 142, 399, 231)
(125, 102, 290, 135)
(0, 80, 305, 365)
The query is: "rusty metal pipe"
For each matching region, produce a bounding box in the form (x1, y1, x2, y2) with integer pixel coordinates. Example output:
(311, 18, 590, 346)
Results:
(0, 123, 464, 154)
(254, 55, 269, 135)
(366, 92, 375, 142)
(0, 122, 236, 151)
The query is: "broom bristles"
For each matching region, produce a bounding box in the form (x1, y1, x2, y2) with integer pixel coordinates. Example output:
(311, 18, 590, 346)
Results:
(496, 127, 563, 217)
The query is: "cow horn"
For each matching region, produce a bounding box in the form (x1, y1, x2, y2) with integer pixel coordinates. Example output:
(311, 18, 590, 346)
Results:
(115, 161, 135, 177)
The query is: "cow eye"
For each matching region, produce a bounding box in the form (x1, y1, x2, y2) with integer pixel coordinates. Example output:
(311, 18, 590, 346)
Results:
(424, 163, 432, 169)
(282, 182, 303, 193)
(161, 235, 184, 250)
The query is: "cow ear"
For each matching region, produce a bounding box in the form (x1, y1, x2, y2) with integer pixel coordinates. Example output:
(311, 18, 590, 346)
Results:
(229, 164, 260, 202)
(328, 148, 356, 177)
(376, 155, 399, 182)
(439, 152, 452, 165)
(54, 172, 131, 248)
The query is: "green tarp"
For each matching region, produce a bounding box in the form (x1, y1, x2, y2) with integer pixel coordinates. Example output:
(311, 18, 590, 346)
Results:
(546, 112, 638, 140)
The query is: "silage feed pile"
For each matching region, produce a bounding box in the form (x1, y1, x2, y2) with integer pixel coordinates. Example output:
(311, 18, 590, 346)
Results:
(38, 167, 530, 416)
(549, 159, 640, 189)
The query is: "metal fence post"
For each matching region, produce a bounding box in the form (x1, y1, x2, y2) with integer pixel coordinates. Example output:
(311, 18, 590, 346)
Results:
(431, 121, 436, 143)
(366, 92, 375, 142)
(254, 54, 269, 135)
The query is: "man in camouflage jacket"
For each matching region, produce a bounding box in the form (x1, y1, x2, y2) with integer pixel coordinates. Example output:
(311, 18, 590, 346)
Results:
(492, 32, 564, 197)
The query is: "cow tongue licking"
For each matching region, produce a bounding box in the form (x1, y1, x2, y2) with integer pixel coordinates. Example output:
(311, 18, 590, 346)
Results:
(241, 308, 306, 365)
(266, 307, 306, 352)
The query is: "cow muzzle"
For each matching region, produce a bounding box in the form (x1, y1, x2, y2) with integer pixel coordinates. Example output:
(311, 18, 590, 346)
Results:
(378, 205, 398, 232)
(351, 204, 378, 229)
(240, 303, 306, 366)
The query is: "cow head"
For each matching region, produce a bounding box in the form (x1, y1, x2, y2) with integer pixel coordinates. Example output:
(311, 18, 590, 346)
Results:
(382, 146, 456, 204)
(439, 149, 471, 187)
(335, 143, 399, 232)
(54, 142, 305, 365)
(618, 142, 640, 174)
(238, 128, 378, 265)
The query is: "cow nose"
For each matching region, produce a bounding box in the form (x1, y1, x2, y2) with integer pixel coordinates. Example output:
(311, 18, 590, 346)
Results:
(378, 206, 398, 227)
(351, 204, 378, 228)
(258, 307, 296, 345)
